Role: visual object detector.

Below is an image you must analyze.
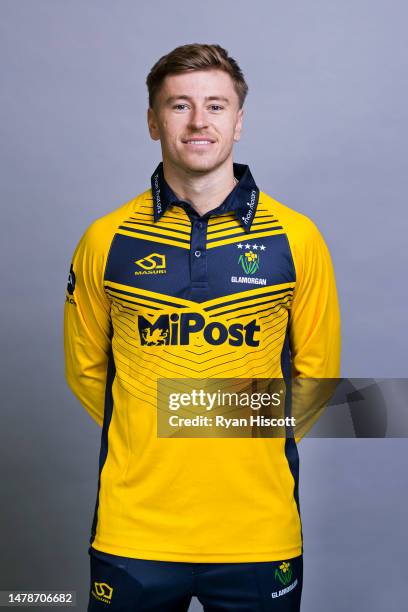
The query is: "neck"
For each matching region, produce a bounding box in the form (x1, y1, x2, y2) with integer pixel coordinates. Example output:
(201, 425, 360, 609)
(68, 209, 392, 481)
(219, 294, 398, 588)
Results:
(162, 158, 237, 217)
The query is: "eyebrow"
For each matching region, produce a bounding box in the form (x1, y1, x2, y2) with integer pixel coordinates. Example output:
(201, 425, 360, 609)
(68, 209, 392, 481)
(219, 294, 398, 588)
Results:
(165, 95, 230, 105)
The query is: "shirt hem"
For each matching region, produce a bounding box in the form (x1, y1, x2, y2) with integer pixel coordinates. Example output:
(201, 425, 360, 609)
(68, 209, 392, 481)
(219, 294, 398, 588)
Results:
(90, 539, 302, 563)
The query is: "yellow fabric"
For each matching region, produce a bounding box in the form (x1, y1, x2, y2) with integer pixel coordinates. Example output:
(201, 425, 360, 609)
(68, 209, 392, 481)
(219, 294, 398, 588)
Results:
(64, 189, 341, 562)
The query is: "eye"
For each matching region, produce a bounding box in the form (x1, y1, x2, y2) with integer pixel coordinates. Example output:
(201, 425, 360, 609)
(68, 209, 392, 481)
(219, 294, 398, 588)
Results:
(173, 103, 189, 111)
(209, 105, 224, 112)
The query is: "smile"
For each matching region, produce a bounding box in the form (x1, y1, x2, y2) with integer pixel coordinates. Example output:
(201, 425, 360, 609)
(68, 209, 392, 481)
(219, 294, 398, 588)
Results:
(182, 139, 215, 145)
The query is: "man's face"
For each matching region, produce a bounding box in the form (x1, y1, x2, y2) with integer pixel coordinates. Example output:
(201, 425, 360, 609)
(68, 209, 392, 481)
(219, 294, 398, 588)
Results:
(147, 69, 243, 174)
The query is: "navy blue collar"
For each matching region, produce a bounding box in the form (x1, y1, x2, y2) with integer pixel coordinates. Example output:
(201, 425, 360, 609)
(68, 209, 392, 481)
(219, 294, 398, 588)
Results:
(150, 162, 260, 233)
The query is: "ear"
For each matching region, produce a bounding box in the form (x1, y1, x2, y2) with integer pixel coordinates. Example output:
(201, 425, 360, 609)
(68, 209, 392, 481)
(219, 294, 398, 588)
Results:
(147, 107, 160, 141)
(233, 107, 244, 142)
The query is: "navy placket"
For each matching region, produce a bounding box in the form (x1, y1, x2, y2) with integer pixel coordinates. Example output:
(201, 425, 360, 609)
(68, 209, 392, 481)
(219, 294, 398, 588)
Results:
(150, 162, 260, 303)
(184, 205, 209, 302)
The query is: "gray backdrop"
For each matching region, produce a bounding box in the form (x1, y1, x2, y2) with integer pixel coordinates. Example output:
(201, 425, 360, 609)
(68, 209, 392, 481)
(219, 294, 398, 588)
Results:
(1, 0, 407, 610)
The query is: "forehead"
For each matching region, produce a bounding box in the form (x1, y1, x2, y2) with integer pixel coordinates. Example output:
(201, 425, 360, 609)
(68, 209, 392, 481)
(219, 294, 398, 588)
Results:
(159, 69, 238, 102)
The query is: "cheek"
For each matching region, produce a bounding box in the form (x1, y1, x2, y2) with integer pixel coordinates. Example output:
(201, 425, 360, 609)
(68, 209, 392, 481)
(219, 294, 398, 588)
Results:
(219, 118, 238, 143)
(158, 123, 174, 146)
(160, 119, 182, 144)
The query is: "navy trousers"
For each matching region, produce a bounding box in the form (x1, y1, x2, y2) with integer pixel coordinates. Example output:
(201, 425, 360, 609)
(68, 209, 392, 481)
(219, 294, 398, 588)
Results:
(87, 546, 303, 611)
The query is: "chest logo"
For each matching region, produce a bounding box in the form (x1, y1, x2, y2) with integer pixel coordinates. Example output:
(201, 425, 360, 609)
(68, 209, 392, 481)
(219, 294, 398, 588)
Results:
(232, 243, 267, 286)
(134, 253, 166, 275)
(138, 313, 260, 347)
(239, 250, 260, 274)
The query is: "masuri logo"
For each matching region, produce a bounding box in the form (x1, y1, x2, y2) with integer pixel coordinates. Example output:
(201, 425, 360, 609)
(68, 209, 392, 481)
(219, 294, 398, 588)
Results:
(134, 253, 166, 275)
(91, 581, 113, 604)
(67, 263, 76, 294)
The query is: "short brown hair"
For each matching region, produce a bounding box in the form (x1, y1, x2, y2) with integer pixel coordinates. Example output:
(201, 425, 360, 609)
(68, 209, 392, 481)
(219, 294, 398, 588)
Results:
(146, 43, 248, 109)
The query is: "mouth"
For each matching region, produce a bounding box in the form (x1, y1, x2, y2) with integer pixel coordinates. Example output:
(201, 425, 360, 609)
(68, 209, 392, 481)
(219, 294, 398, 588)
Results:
(181, 138, 216, 146)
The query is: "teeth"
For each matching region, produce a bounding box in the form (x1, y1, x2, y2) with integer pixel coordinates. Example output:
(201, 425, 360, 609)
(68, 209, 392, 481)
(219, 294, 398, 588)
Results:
(187, 140, 212, 144)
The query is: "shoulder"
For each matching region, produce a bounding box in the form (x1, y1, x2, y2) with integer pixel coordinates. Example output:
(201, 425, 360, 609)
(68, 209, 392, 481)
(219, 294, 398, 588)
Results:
(76, 189, 151, 256)
(258, 190, 334, 282)
(259, 190, 322, 246)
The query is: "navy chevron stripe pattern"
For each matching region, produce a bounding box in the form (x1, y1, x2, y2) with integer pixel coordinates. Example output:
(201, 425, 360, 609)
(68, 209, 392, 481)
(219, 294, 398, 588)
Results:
(118, 225, 191, 244)
(204, 287, 294, 313)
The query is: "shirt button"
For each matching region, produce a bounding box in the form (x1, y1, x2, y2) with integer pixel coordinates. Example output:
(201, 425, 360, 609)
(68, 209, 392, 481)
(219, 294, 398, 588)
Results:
(194, 250, 201, 258)
(197, 222, 202, 229)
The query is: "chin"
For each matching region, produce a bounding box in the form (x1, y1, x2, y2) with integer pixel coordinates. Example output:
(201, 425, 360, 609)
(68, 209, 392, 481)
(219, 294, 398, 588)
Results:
(179, 156, 221, 174)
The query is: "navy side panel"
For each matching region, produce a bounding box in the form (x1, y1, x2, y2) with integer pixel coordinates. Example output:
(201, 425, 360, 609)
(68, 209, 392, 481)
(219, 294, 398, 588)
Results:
(281, 325, 303, 553)
(89, 347, 116, 545)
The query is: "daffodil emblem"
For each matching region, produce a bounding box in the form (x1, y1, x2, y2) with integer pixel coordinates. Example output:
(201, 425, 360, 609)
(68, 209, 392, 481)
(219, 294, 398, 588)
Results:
(238, 250, 260, 275)
(275, 561, 293, 586)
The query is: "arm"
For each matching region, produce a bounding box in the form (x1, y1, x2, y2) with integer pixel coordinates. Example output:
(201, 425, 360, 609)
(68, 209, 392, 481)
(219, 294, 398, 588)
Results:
(64, 221, 112, 427)
(288, 217, 341, 440)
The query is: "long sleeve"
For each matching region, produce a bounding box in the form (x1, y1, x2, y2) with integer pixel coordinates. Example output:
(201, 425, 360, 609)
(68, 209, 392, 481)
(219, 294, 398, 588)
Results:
(289, 217, 341, 378)
(64, 220, 112, 427)
(287, 217, 341, 440)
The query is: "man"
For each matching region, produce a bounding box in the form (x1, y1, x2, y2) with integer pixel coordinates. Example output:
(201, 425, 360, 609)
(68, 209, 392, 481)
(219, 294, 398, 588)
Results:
(64, 43, 341, 611)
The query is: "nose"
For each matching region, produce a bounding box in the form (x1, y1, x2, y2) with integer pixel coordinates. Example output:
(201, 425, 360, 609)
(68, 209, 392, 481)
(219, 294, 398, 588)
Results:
(188, 106, 208, 130)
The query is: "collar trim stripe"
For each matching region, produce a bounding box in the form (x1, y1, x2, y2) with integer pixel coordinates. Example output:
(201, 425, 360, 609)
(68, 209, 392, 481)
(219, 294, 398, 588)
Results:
(150, 162, 260, 232)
